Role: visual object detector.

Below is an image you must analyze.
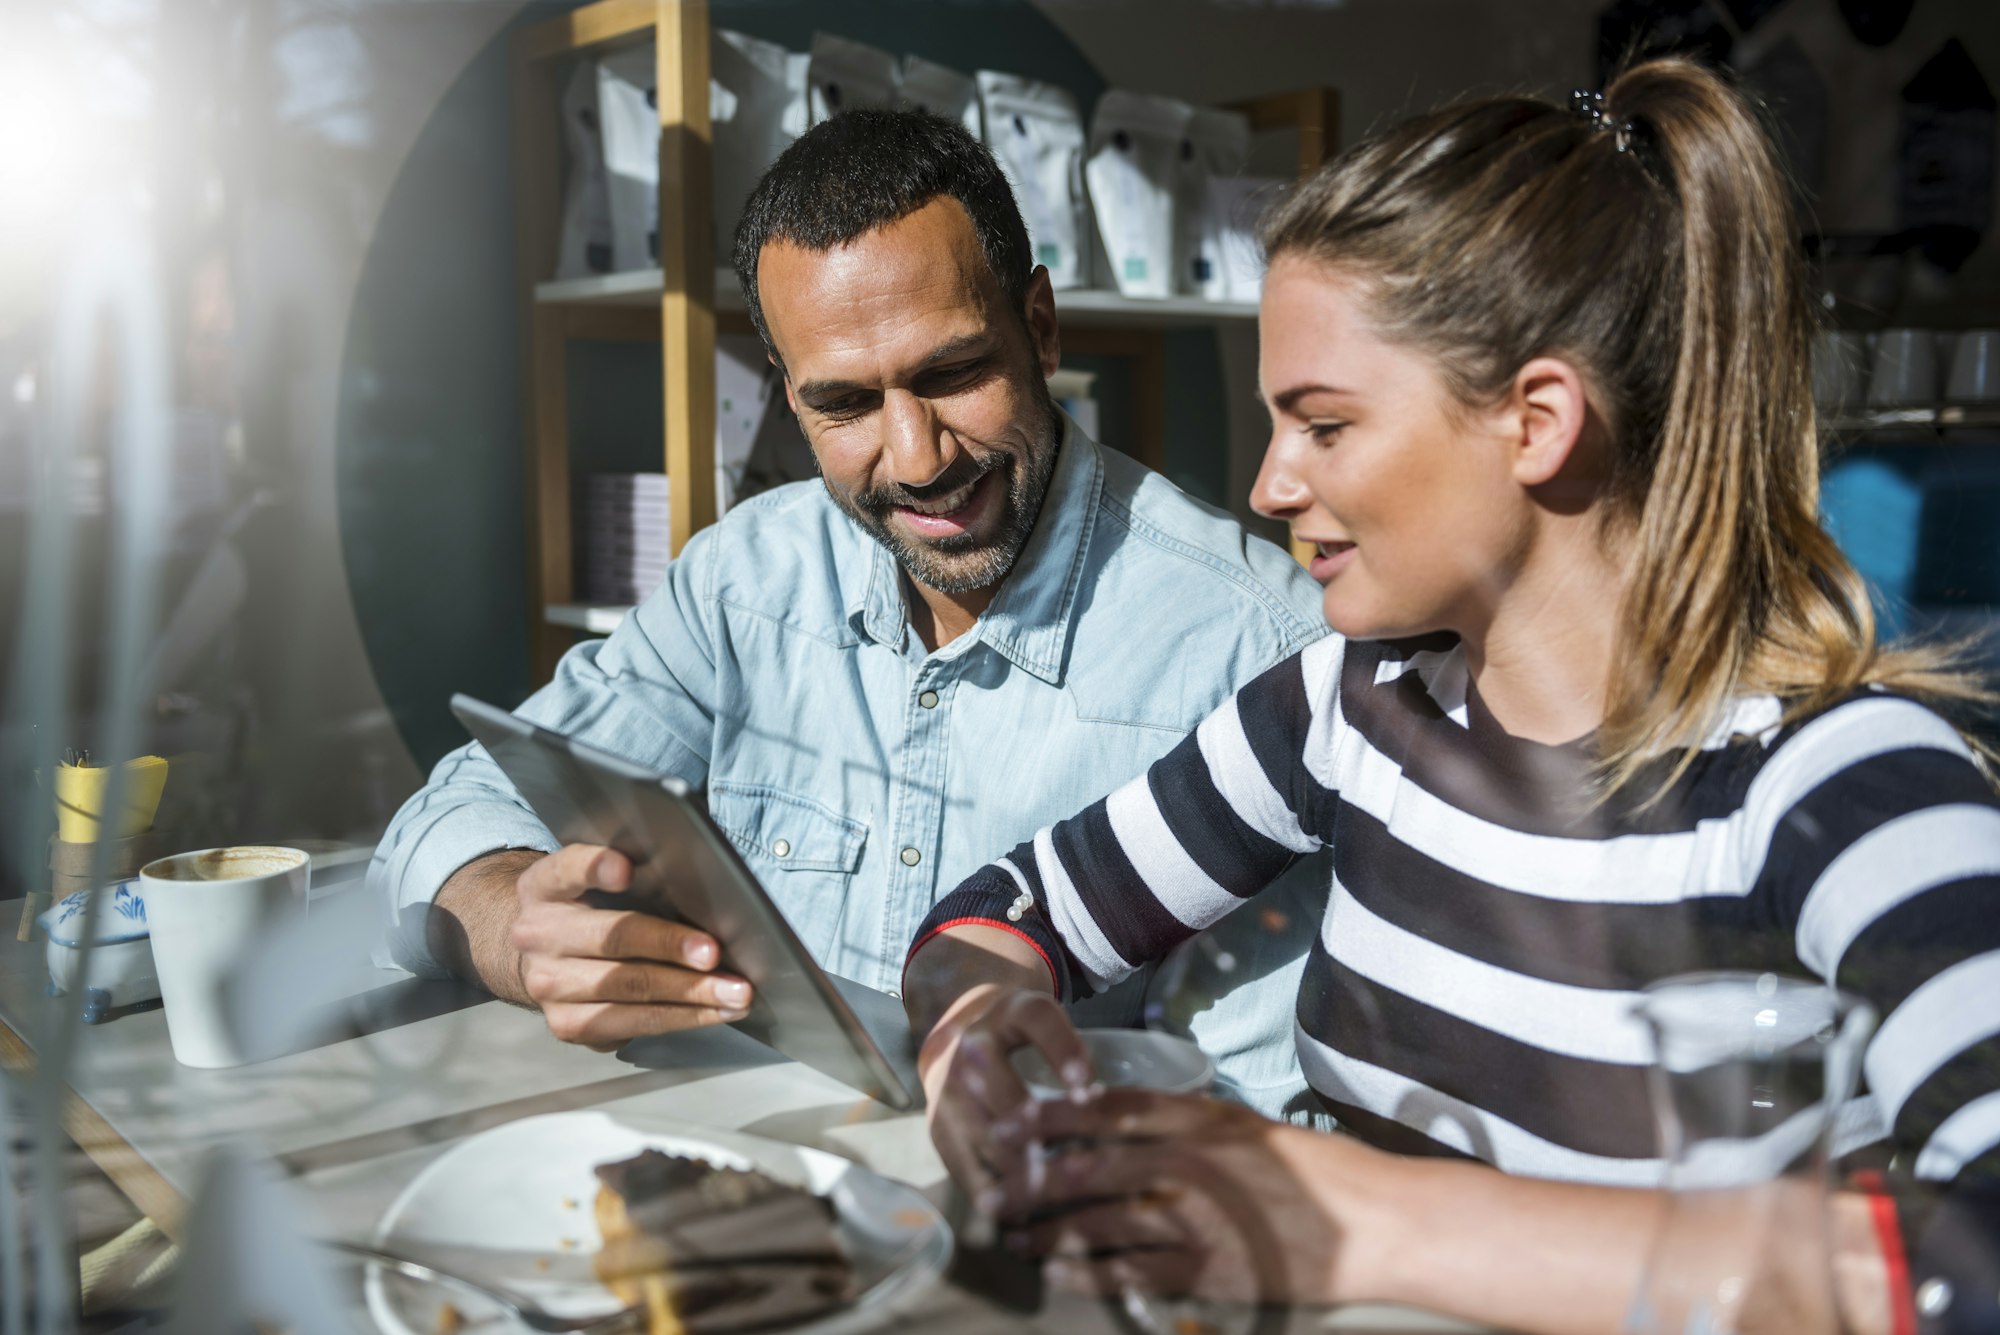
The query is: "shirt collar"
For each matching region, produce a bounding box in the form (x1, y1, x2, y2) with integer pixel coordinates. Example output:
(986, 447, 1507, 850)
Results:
(843, 412, 1101, 684)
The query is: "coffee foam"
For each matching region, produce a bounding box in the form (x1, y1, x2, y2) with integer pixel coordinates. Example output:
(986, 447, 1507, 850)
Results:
(145, 846, 307, 882)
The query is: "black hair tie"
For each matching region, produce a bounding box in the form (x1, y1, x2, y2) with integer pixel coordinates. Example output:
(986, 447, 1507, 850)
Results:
(1569, 88, 1640, 155)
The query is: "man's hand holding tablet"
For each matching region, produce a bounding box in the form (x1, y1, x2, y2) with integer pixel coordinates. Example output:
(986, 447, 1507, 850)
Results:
(434, 844, 754, 1050)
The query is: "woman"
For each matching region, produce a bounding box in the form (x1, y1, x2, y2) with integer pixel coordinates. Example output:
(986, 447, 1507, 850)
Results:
(901, 58, 2000, 1335)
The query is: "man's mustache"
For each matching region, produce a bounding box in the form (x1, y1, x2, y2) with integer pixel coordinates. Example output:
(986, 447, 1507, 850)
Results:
(855, 450, 1007, 514)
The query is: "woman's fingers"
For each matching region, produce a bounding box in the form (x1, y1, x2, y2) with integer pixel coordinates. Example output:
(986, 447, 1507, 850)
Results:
(1003, 1194, 1192, 1260)
(997, 1087, 1224, 1148)
(1043, 1249, 1200, 1300)
(991, 1137, 1152, 1221)
(924, 989, 1091, 1201)
(947, 995, 1096, 1181)
(928, 1100, 1002, 1210)
(952, 1025, 1034, 1118)
(992, 991, 1095, 1095)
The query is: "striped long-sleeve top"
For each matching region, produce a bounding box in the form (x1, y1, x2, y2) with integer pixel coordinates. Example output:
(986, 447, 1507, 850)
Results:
(912, 634, 2000, 1325)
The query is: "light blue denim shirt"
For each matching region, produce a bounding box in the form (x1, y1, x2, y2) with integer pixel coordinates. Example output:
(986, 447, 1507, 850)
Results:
(375, 418, 1332, 1115)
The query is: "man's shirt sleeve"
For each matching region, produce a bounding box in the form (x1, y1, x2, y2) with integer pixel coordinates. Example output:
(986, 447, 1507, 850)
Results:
(371, 527, 723, 976)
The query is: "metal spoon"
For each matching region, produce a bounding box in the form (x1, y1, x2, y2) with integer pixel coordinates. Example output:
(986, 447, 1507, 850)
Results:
(327, 1238, 646, 1333)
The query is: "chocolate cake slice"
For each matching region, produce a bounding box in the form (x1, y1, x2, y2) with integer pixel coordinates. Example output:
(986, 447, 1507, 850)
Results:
(592, 1149, 854, 1334)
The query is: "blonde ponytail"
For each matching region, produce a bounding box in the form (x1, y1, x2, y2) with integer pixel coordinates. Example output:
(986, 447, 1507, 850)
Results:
(1260, 57, 1993, 797)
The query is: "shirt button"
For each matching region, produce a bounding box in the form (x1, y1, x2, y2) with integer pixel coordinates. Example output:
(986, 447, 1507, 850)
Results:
(1916, 1278, 1952, 1317)
(772, 838, 792, 858)
(899, 847, 921, 867)
(918, 690, 939, 709)
(887, 989, 901, 1000)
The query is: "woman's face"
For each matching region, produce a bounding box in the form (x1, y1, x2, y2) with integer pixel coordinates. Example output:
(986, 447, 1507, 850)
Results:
(1252, 257, 1532, 642)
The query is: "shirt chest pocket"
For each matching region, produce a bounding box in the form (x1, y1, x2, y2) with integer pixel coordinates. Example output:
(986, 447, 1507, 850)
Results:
(708, 782, 868, 875)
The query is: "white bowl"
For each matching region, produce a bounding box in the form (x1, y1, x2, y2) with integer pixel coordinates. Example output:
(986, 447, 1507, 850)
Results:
(1012, 1028, 1215, 1098)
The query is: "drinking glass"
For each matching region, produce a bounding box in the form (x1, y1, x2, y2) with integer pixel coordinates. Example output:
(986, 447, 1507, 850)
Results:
(1625, 972, 1875, 1335)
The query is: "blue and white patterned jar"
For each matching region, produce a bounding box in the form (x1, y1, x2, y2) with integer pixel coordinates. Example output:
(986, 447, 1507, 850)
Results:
(38, 879, 162, 1022)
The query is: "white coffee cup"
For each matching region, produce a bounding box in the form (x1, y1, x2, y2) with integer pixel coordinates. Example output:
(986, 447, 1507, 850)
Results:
(1868, 328, 1941, 407)
(139, 846, 310, 1069)
(1947, 330, 2000, 404)
(1012, 1028, 1215, 1098)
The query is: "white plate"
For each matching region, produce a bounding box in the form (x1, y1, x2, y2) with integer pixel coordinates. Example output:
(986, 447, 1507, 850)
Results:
(363, 1110, 952, 1335)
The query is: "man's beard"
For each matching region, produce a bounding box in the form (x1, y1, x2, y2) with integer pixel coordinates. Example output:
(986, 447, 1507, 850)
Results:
(829, 398, 1062, 596)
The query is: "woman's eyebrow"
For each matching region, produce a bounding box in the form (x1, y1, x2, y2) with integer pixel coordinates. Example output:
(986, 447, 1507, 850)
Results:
(1270, 383, 1359, 414)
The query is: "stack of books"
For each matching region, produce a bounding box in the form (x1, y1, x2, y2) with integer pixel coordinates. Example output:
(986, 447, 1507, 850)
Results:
(578, 473, 671, 604)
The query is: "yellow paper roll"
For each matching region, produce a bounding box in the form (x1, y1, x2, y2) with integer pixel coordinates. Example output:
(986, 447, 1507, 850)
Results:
(54, 756, 169, 842)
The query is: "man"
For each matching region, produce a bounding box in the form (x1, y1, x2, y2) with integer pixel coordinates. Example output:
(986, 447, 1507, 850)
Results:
(373, 108, 1328, 1116)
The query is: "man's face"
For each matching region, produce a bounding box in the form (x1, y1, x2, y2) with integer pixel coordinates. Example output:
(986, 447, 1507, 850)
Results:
(758, 198, 1062, 596)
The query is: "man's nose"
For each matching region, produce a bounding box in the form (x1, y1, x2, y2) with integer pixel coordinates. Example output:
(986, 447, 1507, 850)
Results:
(879, 390, 958, 487)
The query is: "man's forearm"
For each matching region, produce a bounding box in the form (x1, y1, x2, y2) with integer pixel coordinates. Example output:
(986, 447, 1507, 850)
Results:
(429, 849, 541, 1006)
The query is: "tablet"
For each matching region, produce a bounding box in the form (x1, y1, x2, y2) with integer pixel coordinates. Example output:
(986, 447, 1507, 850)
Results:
(449, 694, 919, 1111)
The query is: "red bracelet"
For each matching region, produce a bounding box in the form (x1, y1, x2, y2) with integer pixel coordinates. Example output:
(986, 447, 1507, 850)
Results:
(902, 915, 1060, 999)
(1853, 1171, 1916, 1335)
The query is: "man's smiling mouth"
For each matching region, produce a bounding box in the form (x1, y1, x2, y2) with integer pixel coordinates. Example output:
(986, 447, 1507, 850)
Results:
(900, 478, 981, 517)
(892, 469, 999, 538)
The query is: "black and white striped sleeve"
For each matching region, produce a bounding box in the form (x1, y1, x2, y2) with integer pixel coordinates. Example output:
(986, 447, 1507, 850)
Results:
(1763, 693, 2000, 1329)
(908, 641, 1339, 1001)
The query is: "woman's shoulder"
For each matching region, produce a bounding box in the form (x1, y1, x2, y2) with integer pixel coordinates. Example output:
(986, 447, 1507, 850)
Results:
(1757, 685, 1983, 767)
(1730, 686, 1996, 835)
(1254, 631, 1467, 715)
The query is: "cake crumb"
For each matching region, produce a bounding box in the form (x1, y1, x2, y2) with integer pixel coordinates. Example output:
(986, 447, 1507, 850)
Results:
(433, 1300, 463, 1334)
(561, 1197, 578, 1210)
(559, 1236, 577, 1251)
(534, 1255, 552, 1271)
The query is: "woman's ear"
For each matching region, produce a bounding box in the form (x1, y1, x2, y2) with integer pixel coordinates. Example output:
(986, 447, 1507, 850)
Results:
(1505, 357, 1591, 487)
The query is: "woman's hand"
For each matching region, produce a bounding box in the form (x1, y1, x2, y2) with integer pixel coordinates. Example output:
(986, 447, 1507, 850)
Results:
(917, 983, 1093, 1214)
(987, 1087, 1365, 1306)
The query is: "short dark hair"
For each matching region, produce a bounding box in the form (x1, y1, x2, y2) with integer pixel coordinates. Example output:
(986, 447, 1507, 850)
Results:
(731, 108, 1034, 363)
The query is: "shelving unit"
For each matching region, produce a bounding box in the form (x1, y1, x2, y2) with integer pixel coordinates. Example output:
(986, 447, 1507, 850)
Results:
(512, 0, 1336, 676)
(538, 267, 1263, 327)
(1824, 405, 2000, 435)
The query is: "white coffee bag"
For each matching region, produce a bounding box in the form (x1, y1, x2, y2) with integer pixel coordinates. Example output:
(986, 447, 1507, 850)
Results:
(977, 71, 1090, 290)
(715, 334, 777, 512)
(1177, 107, 1251, 298)
(899, 56, 981, 138)
(555, 60, 613, 279)
(1086, 91, 1191, 299)
(807, 33, 898, 122)
(1205, 174, 1284, 302)
(784, 52, 813, 136)
(713, 29, 808, 255)
(596, 45, 659, 273)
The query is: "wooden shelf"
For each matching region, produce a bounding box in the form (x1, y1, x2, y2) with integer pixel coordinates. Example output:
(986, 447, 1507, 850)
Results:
(1824, 405, 2000, 435)
(545, 602, 634, 634)
(535, 269, 673, 307)
(536, 268, 1260, 328)
(511, 0, 1335, 679)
